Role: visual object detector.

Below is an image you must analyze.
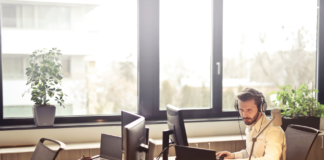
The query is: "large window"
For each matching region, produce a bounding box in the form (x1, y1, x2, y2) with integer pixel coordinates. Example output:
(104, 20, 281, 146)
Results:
(1, 0, 323, 125)
(222, 0, 318, 111)
(1, 1, 138, 118)
(159, 0, 212, 110)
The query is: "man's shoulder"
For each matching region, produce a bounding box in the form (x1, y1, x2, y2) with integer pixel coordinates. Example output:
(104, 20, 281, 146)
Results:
(263, 115, 285, 133)
(266, 124, 285, 135)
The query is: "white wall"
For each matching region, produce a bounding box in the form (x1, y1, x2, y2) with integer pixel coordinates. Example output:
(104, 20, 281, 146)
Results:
(0, 120, 246, 147)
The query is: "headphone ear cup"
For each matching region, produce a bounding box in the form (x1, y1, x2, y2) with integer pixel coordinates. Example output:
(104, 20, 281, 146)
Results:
(234, 100, 238, 111)
(262, 101, 267, 112)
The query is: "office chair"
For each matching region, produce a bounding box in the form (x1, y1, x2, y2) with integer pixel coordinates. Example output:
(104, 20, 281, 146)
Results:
(285, 124, 320, 160)
(30, 138, 66, 160)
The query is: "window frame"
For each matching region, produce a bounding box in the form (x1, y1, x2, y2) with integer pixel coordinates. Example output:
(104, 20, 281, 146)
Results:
(0, 0, 323, 126)
(138, 0, 231, 120)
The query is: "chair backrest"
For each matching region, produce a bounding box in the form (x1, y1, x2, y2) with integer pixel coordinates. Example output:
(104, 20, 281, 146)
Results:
(30, 138, 66, 160)
(285, 124, 320, 160)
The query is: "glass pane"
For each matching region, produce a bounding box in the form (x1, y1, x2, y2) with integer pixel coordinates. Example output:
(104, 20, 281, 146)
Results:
(159, 0, 212, 110)
(2, 55, 24, 79)
(2, 1, 138, 118)
(1, 4, 18, 28)
(223, 0, 317, 111)
(23, 5, 34, 28)
(39, 6, 70, 30)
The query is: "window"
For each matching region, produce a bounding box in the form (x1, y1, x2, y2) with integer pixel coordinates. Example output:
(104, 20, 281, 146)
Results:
(2, 55, 25, 79)
(222, 0, 317, 111)
(0, 3, 70, 29)
(1, 0, 323, 126)
(38, 6, 70, 30)
(1, 1, 138, 120)
(61, 56, 71, 78)
(159, 0, 212, 110)
(1, 4, 18, 28)
(22, 5, 35, 28)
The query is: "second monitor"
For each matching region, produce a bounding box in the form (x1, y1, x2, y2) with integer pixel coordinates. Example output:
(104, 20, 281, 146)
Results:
(162, 104, 189, 160)
(123, 117, 148, 160)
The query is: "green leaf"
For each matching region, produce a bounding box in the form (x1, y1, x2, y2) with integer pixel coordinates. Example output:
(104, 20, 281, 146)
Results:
(270, 91, 277, 95)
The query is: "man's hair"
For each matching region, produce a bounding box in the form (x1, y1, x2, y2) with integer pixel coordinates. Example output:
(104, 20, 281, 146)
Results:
(237, 88, 262, 109)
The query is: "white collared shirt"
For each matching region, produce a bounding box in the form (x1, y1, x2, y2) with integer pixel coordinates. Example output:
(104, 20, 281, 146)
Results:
(234, 113, 286, 160)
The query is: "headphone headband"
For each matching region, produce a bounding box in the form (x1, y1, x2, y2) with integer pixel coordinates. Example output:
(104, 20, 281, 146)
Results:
(234, 91, 267, 112)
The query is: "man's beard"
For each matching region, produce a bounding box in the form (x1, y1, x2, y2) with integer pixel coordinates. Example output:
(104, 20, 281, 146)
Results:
(243, 112, 260, 125)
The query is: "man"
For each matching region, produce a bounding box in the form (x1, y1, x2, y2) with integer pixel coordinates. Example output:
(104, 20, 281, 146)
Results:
(216, 88, 286, 160)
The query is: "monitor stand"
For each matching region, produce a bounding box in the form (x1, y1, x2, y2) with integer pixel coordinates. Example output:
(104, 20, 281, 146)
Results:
(162, 130, 173, 160)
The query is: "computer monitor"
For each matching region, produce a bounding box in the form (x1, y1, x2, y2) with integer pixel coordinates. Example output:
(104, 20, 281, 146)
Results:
(121, 110, 143, 151)
(175, 145, 216, 160)
(123, 117, 148, 160)
(162, 104, 189, 160)
(100, 134, 122, 160)
(166, 104, 188, 146)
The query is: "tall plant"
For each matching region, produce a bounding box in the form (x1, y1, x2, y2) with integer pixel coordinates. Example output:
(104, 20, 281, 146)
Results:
(23, 48, 67, 107)
(271, 83, 324, 118)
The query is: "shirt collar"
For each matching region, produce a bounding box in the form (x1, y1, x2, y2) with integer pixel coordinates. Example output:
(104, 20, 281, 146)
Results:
(247, 113, 266, 132)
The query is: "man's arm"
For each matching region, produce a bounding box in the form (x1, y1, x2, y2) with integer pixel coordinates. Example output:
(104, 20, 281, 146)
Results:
(235, 127, 285, 160)
(233, 149, 249, 159)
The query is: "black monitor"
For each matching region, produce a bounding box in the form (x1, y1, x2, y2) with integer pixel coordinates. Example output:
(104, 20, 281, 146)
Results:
(162, 104, 189, 160)
(175, 145, 216, 160)
(123, 117, 148, 160)
(166, 104, 188, 146)
(121, 110, 143, 151)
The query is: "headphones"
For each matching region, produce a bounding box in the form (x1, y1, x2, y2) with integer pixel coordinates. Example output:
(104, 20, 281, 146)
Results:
(234, 91, 267, 112)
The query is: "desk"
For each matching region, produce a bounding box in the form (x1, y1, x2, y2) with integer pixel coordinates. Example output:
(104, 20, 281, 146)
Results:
(1, 132, 323, 160)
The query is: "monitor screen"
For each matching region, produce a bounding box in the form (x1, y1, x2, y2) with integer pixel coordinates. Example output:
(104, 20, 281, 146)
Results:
(166, 104, 188, 146)
(123, 117, 147, 160)
(100, 134, 122, 159)
(121, 110, 143, 151)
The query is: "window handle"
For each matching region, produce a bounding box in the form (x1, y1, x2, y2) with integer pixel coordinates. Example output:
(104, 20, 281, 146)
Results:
(208, 143, 211, 149)
(216, 62, 221, 75)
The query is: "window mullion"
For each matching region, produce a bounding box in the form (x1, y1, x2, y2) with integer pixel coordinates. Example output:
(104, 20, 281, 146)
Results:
(317, 0, 324, 103)
(212, 0, 223, 114)
(138, 0, 160, 118)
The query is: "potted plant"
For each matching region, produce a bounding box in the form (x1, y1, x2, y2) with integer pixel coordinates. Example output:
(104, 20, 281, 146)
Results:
(271, 83, 324, 130)
(22, 48, 67, 126)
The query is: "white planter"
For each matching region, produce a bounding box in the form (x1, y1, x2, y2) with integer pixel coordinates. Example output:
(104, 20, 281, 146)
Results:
(32, 105, 56, 126)
(320, 117, 324, 130)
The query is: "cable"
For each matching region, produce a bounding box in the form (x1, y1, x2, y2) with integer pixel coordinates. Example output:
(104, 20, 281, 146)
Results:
(156, 144, 174, 160)
(238, 114, 248, 154)
(249, 115, 265, 160)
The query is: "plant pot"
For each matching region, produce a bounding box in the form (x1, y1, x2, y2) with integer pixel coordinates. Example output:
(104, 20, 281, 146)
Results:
(320, 117, 324, 130)
(281, 117, 320, 131)
(32, 105, 56, 126)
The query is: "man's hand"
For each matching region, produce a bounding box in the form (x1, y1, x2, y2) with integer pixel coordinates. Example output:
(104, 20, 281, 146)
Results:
(216, 151, 235, 159)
